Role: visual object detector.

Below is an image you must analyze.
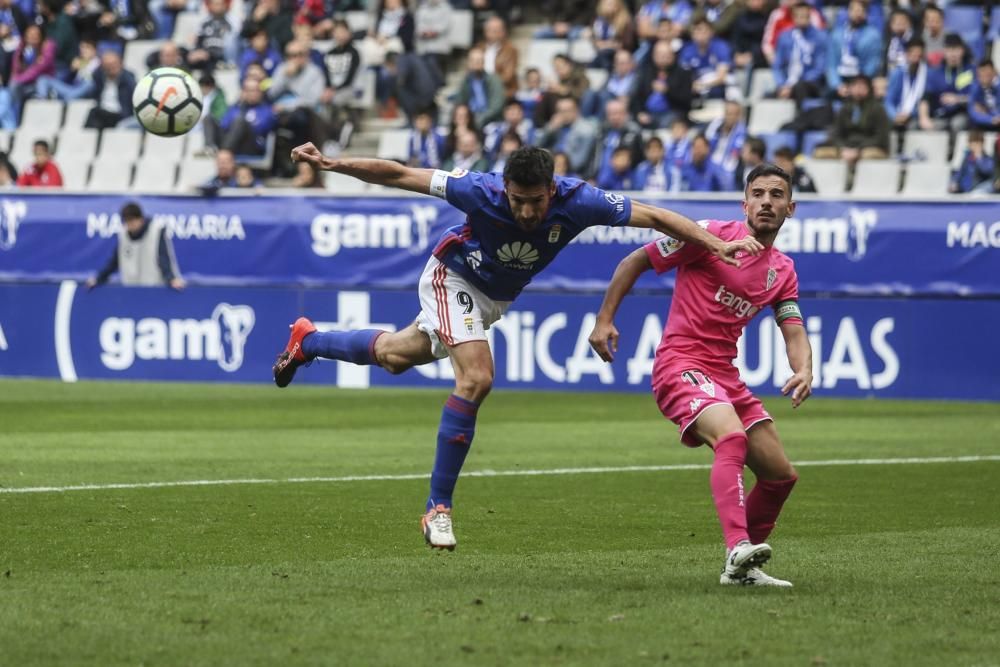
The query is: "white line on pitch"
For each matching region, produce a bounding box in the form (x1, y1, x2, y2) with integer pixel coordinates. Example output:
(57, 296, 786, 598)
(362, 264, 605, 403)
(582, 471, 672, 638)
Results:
(1, 455, 999, 495)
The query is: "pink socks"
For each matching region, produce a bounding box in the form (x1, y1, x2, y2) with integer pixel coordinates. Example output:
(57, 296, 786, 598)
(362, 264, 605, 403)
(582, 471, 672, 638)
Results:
(710, 432, 751, 550)
(747, 476, 798, 545)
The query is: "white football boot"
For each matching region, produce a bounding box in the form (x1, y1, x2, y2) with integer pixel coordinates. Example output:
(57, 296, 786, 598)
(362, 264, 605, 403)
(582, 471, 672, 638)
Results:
(421, 504, 456, 550)
(723, 540, 772, 578)
(720, 567, 794, 587)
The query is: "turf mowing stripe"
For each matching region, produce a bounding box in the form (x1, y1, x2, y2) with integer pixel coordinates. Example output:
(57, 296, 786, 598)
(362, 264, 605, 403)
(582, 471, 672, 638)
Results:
(1, 455, 999, 495)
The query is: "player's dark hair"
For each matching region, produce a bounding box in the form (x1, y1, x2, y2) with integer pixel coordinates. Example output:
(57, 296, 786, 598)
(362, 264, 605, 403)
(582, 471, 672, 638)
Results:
(504, 146, 554, 187)
(120, 201, 144, 221)
(746, 163, 793, 195)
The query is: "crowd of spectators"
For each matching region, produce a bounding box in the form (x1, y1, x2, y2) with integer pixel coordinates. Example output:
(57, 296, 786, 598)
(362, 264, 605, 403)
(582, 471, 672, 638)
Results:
(1, 0, 998, 195)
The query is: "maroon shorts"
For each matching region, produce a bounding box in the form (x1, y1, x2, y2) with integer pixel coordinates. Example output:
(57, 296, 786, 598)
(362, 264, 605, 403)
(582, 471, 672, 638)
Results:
(652, 355, 772, 447)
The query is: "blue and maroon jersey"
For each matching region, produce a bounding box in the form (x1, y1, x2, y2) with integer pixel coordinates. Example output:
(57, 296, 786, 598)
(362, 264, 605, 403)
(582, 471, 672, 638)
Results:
(429, 169, 632, 301)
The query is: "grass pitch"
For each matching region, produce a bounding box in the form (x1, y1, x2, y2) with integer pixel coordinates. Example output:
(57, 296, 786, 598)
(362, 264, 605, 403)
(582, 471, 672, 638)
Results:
(1, 380, 998, 666)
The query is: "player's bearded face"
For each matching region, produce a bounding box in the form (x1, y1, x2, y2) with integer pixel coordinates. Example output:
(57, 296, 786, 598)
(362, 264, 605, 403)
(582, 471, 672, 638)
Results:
(743, 175, 795, 237)
(505, 181, 556, 232)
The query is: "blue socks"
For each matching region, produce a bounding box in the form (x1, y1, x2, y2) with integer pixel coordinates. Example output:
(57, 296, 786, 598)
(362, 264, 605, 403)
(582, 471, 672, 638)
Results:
(301, 329, 381, 365)
(427, 394, 479, 510)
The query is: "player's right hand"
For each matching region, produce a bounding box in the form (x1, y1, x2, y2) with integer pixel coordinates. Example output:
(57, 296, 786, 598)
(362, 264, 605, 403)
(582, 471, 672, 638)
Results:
(716, 237, 764, 266)
(588, 319, 619, 363)
(291, 142, 324, 167)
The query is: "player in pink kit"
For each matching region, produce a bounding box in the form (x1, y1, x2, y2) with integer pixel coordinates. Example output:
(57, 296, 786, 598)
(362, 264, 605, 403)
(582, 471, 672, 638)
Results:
(589, 164, 813, 587)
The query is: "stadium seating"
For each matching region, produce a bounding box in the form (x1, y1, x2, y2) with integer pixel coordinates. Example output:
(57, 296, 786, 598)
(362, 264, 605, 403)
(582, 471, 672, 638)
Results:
(10, 129, 55, 168)
(214, 69, 241, 107)
(0, 129, 11, 152)
(132, 158, 179, 192)
(901, 162, 952, 196)
(902, 131, 949, 161)
(950, 131, 997, 169)
(586, 68, 609, 92)
(144, 132, 187, 162)
(59, 159, 89, 190)
(55, 128, 99, 160)
(944, 7, 983, 44)
(177, 156, 217, 190)
(526, 40, 568, 83)
(851, 160, 901, 196)
(376, 129, 410, 162)
(748, 99, 795, 134)
(124, 40, 165, 77)
(63, 100, 96, 129)
(96, 129, 144, 162)
(172, 11, 202, 48)
(802, 158, 847, 196)
(748, 69, 775, 101)
(21, 99, 63, 137)
(450, 10, 475, 50)
(88, 158, 134, 190)
(324, 170, 369, 194)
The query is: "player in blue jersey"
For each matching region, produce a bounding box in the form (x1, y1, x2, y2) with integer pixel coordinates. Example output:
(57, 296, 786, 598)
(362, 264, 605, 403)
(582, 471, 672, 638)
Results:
(275, 142, 763, 550)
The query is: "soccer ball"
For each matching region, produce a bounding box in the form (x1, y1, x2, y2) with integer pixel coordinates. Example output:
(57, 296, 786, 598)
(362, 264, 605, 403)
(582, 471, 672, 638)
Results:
(132, 67, 204, 137)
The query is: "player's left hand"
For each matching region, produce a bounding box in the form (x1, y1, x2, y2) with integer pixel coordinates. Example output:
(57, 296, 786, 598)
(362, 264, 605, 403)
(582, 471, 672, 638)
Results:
(291, 142, 327, 168)
(715, 237, 764, 266)
(781, 371, 812, 408)
(588, 319, 619, 363)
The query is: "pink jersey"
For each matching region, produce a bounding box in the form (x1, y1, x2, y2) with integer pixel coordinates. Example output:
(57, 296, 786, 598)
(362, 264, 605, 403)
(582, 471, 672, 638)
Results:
(644, 220, 803, 364)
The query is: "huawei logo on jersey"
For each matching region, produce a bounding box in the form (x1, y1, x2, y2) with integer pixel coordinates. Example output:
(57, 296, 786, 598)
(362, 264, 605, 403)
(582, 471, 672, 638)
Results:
(496, 241, 539, 269)
(714, 285, 760, 319)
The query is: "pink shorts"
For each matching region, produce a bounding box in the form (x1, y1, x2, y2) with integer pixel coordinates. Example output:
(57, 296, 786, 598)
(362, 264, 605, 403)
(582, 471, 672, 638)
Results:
(652, 355, 772, 448)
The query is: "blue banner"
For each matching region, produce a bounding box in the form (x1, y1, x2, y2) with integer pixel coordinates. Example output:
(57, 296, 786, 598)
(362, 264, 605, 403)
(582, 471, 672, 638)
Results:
(1, 282, 998, 400)
(0, 193, 998, 295)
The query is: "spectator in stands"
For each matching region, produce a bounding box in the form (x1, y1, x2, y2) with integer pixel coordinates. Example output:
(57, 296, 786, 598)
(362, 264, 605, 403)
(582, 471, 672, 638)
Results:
(762, 0, 824, 65)
(38, 0, 77, 80)
(383, 49, 439, 125)
(535, 0, 592, 39)
(597, 49, 639, 118)
(207, 78, 279, 156)
(88, 0, 156, 43)
(921, 33, 973, 133)
(444, 102, 480, 156)
(145, 40, 189, 72)
(772, 145, 816, 192)
(479, 17, 518, 98)
(35, 38, 97, 102)
(679, 16, 733, 100)
(415, 0, 452, 87)
(664, 116, 692, 187)
(680, 134, 727, 191)
(773, 2, 828, 107)
(0, 151, 17, 187)
(596, 146, 636, 189)
(733, 134, 766, 189)
(885, 38, 928, 134)
(594, 98, 643, 184)
(536, 95, 597, 176)
(535, 54, 591, 126)
(15, 139, 62, 187)
(187, 0, 238, 72)
(827, 0, 882, 98)
(362, 0, 414, 66)
(442, 129, 488, 172)
(884, 8, 914, 77)
(731, 0, 771, 71)
(701, 0, 743, 40)
(294, 0, 335, 39)
(240, 26, 283, 80)
(633, 136, 671, 192)
(241, 0, 294, 55)
(454, 46, 505, 127)
(235, 163, 262, 188)
(202, 148, 237, 188)
(832, 0, 883, 33)
(633, 39, 692, 128)
(949, 130, 994, 194)
(324, 19, 362, 108)
(87, 202, 184, 290)
(636, 0, 691, 48)
(84, 47, 136, 130)
(149, 0, 196, 42)
(515, 67, 544, 122)
(705, 100, 747, 182)
(551, 150, 574, 177)
(0, 0, 29, 83)
(406, 108, 445, 168)
(7, 24, 56, 119)
(588, 0, 634, 70)
(271, 39, 329, 157)
(968, 59, 1000, 131)
(199, 73, 228, 123)
(814, 74, 890, 165)
(921, 6, 945, 68)
(291, 160, 323, 188)
(490, 131, 523, 173)
(483, 99, 533, 160)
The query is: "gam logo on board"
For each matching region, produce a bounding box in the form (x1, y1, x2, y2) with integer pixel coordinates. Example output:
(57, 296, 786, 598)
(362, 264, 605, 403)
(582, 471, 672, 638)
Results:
(0, 199, 28, 251)
(99, 303, 255, 372)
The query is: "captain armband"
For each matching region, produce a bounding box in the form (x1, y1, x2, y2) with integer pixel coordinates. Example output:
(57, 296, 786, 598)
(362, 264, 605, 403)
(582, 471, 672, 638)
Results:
(429, 170, 450, 199)
(774, 300, 802, 324)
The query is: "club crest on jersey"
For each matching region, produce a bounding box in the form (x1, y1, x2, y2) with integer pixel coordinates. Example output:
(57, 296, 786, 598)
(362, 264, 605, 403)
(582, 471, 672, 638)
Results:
(655, 236, 683, 257)
(449, 168, 468, 178)
(548, 224, 561, 243)
(766, 267, 777, 291)
(682, 370, 716, 397)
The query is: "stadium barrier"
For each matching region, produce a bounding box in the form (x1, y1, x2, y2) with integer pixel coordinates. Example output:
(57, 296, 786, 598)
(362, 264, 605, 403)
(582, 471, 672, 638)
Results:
(0, 193, 999, 295)
(1, 282, 998, 400)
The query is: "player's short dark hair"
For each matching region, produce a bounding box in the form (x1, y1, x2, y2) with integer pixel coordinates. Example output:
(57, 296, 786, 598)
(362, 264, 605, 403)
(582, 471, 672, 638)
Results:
(120, 201, 144, 221)
(504, 146, 554, 187)
(746, 163, 793, 195)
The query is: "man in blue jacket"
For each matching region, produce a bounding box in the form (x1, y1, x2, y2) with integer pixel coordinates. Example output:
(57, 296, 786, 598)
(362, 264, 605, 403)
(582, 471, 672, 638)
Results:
(84, 48, 137, 130)
(212, 77, 278, 156)
(967, 59, 1000, 131)
(827, 0, 881, 98)
(884, 38, 928, 132)
(921, 33, 974, 132)
(773, 1, 827, 107)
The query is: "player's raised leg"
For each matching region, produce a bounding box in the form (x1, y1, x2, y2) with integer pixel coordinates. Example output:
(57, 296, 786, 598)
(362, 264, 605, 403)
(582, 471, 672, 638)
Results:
(422, 339, 493, 550)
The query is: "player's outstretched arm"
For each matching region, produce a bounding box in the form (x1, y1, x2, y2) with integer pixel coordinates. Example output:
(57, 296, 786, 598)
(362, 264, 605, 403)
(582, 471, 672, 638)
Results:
(627, 200, 763, 266)
(588, 248, 653, 362)
(780, 321, 813, 408)
(290, 142, 434, 195)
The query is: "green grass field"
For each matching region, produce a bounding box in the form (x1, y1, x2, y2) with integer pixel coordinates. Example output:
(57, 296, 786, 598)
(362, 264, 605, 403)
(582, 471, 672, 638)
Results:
(1, 380, 998, 667)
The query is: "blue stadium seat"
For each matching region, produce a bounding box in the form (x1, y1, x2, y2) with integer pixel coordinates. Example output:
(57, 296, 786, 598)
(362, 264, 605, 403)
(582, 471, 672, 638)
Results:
(801, 131, 828, 157)
(761, 130, 797, 159)
(944, 7, 983, 44)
